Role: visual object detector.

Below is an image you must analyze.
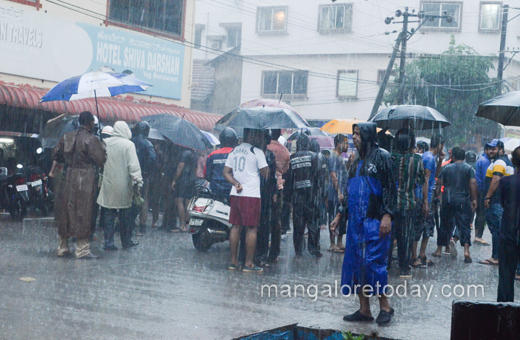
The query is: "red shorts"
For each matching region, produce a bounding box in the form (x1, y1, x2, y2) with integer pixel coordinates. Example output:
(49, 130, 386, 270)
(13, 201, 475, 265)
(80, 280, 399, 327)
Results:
(229, 196, 261, 227)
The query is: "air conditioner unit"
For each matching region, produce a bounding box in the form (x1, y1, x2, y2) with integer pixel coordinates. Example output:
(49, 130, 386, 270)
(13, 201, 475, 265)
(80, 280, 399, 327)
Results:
(210, 40, 222, 50)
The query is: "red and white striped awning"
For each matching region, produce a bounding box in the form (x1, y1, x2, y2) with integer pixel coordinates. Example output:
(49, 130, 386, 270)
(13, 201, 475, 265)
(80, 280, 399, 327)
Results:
(0, 82, 222, 131)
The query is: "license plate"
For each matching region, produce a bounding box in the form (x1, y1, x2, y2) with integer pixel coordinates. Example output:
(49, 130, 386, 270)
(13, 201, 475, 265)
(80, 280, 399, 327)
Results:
(189, 218, 204, 226)
(31, 179, 42, 187)
(16, 185, 28, 192)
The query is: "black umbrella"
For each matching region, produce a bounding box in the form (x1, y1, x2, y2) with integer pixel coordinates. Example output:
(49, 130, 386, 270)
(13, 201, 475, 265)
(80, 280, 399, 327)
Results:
(476, 91, 520, 126)
(39, 115, 80, 149)
(141, 114, 211, 152)
(216, 106, 310, 130)
(369, 105, 450, 130)
(287, 127, 331, 141)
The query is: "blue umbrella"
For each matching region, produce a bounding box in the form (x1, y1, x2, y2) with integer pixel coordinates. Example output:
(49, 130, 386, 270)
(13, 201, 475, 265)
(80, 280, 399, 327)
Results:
(39, 70, 152, 119)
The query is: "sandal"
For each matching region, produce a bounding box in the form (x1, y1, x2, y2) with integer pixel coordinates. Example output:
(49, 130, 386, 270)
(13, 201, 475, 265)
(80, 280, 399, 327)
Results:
(411, 258, 423, 268)
(479, 259, 498, 265)
(334, 247, 345, 253)
(464, 256, 472, 264)
(343, 310, 374, 322)
(431, 252, 441, 258)
(419, 256, 434, 267)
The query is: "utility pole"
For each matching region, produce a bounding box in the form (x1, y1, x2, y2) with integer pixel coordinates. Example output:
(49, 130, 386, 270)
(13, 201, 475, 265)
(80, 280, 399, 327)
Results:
(370, 33, 403, 118)
(497, 4, 509, 95)
(369, 8, 453, 119)
(397, 9, 409, 105)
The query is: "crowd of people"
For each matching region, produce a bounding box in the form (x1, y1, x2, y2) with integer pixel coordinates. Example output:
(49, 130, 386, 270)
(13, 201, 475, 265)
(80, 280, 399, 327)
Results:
(50, 111, 520, 325)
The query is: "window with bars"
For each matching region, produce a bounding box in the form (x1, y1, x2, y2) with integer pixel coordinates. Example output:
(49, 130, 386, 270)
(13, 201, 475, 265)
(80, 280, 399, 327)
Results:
(337, 70, 358, 99)
(421, 2, 462, 30)
(108, 0, 185, 38)
(318, 3, 353, 33)
(262, 71, 308, 97)
(257, 7, 288, 34)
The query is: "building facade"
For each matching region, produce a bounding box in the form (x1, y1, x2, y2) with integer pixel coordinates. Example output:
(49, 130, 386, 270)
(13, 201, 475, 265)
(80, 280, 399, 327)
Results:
(0, 0, 196, 107)
(193, 0, 520, 123)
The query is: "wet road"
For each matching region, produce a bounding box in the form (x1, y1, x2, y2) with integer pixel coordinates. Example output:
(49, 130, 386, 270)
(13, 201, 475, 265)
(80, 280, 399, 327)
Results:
(0, 214, 518, 340)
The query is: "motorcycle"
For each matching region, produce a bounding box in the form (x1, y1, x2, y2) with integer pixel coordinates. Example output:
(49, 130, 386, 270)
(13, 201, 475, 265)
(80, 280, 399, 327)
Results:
(187, 186, 231, 252)
(0, 166, 29, 221)
(24, 165, 53, 216)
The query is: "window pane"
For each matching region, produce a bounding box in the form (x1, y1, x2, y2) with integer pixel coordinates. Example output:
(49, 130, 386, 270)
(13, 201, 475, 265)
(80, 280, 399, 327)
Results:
(441, 4, 460, 28)
(338, 71, 357, 97)
(227, 28, 238, 47)
(278, 71, 292, 95)
(422, 3, 440, 27)
(293, 71, 308, 94)
(335, 6, 345, 29)
(109, 0, 183, 36)
(258, 9, 272, 31)
(194, 29, 202, 48)
(273, 9, 286, 31)
(263, 72, 277, 94)
(319, 6, 331, 31)
(481, 4, 501, 30)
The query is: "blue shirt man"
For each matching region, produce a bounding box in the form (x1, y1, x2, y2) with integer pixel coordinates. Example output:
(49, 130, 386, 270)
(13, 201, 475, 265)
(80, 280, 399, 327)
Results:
(476, 152, 491, 191)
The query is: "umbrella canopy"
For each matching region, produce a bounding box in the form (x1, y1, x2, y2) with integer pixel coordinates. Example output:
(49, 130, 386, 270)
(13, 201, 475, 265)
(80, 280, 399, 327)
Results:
(148, 128, 165, 141)
(369, 105, 450, 130)
(216, 106, 309, 130)
(320, 119, 366, 134)
(141, 114, 211, 152)
(500, 137, 520, 152)
(239, 98, 306, 120)
(476, 91, 520, 126)
(39, 114, 79, 149)
(201, 130, 220, 145)
(287, 127, 331, 141)
(40, 71, 152, 102)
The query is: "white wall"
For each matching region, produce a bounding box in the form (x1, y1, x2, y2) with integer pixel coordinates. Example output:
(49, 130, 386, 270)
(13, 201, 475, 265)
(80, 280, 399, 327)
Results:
(194, 0, 520, 121)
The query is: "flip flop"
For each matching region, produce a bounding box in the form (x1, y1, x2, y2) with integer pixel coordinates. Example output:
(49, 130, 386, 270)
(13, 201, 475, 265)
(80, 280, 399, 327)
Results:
(479, 259, 498, 265)
(464, 256, 472, 263)
(334, 248, 345, 253)
(431, 252, 441, 258)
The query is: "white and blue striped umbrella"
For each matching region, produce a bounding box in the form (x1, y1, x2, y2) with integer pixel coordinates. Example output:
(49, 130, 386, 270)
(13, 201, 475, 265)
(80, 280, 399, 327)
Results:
(201, 130, 220, 145)
(39, 71, 152, 102)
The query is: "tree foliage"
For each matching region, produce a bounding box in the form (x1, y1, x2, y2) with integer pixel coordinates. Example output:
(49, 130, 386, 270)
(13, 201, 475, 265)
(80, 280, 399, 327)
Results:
(384, 36, 501, 145)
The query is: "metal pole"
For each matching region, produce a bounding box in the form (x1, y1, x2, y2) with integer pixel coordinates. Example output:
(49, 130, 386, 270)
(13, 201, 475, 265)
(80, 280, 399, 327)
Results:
(369, 32, 404, 119)
(497, 4, 509, 95)
(94, 89, 100, 121)
(397, 8, 409, 105)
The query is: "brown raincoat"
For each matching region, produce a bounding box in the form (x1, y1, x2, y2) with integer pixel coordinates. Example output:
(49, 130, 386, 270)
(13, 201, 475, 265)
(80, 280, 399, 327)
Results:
(53, 126, 106, 239)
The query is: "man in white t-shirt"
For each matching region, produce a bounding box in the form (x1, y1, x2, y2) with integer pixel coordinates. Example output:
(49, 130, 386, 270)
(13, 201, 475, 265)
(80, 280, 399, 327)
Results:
(223, 128, 269, 273)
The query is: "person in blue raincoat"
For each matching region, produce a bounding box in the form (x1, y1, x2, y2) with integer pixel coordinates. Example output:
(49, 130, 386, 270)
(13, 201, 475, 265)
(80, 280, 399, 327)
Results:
(330, 122, 397, 326)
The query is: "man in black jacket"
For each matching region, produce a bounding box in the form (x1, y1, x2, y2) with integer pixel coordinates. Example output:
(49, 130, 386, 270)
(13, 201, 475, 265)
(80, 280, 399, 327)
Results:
(131, 121, 157, 234)
(287, 134, 321, 257)
(497, 146, 520, 302)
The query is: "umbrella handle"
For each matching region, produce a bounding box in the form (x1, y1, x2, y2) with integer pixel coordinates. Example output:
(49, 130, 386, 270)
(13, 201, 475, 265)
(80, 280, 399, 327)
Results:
(94, 90, 102, 141)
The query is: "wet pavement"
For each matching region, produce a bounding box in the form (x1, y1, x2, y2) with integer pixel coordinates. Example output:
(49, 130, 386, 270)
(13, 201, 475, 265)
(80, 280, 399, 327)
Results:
(0, 213, 518, 340)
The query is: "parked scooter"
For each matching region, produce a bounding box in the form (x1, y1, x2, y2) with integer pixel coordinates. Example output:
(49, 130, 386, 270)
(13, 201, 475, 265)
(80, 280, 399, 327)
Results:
(0, 166, 29, 220)
(24, 164, 53, 216)
(187, 186, 231, 252)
